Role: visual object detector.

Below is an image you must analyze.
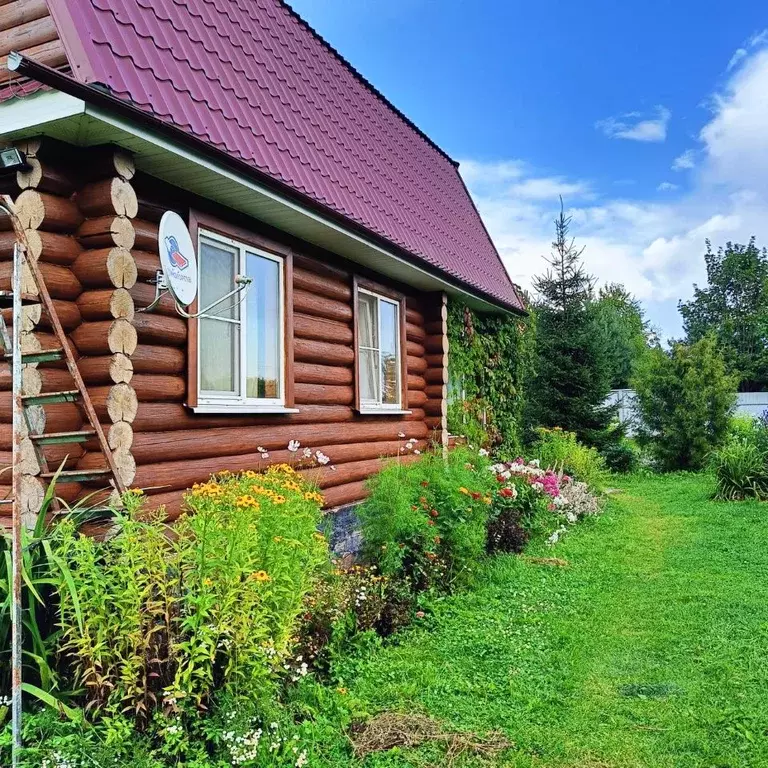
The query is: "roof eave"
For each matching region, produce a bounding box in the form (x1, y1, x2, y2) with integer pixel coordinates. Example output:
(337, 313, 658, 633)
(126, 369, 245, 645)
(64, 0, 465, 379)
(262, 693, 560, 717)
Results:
(6, 53, 526, 316)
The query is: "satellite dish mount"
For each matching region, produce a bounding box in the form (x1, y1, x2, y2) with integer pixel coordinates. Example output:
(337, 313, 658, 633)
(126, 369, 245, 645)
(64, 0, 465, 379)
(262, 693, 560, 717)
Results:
(140, 211, 252, 317)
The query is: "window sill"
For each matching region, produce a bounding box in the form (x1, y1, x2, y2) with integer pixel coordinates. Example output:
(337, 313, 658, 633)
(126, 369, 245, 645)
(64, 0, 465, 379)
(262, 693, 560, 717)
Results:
(357, 408, 412, 416)
(189, 404, 300, 415)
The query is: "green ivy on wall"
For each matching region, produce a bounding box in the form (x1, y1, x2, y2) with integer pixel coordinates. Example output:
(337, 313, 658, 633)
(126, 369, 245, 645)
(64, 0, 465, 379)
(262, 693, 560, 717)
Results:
(447, 300, 536, 455)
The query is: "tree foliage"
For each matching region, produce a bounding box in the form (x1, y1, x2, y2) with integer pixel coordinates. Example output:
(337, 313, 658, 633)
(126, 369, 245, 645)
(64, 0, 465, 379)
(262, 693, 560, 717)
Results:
(592, 283, 653, 389)
(529, 204, 618, 451)
(679, 238, 768, 391)
(632, 335, 736, 471)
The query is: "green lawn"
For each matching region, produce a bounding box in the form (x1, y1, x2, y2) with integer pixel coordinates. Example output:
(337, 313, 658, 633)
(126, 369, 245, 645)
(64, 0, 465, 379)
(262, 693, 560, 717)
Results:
(326, 474, 768, 767)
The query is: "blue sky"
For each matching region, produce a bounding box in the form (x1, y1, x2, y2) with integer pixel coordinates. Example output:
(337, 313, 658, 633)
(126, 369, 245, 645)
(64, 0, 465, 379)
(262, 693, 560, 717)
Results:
(289, 0, 768, 339)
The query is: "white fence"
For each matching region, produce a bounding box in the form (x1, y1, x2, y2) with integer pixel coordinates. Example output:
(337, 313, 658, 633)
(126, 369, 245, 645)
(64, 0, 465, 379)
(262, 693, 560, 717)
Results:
(607, 389, 768, 433)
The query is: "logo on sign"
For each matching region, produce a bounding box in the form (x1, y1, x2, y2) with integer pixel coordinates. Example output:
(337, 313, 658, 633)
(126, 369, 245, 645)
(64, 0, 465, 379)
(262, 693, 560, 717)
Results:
(164, 235, 189, 270)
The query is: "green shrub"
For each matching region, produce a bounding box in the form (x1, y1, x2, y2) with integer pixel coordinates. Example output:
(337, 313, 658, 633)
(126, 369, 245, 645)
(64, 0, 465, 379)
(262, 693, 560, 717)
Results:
(532, 427, 609, 490)
(358, 447, 496, 592)
(600, 437, 640, 473)
(53, 465, 328, 723)
(632, 335, 737, 471)
(711, 439, 768, 500)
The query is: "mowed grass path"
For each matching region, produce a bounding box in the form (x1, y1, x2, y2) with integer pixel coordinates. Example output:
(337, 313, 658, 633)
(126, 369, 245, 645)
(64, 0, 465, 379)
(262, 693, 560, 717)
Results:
(329, 475, 768, 767)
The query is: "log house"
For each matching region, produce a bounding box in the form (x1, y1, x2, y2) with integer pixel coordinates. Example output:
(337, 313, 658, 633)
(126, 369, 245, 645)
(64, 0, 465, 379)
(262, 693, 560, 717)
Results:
(0, 0, 525, 520)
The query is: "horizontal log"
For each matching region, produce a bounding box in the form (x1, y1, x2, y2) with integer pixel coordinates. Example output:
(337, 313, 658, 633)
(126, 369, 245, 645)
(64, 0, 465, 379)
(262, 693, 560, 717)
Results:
(131, 344, 185, 375)
(293, 252, 350, 282)
(0, 261, 81, 300)
(424, 320, 444, 335)
(130, 403, 355, 432)
(0, 401, 82, 432)
(132, 219, 159, 251)
(293, 289, 352, 323)
(0, 13, 56, 56)
(139, 489, 185, 521)
(425, 416, 444, 432)
(0, 482, 83, 504)
(15, 189, 83, 233)
(404, 408, 425, 422)
(71, 319, 137, 356)
(321, 480, 369, 509)
(425, 353, 445, 368)
(300, 455, 420, 490)
(119, 440, 425, 494)
(405, 306, 424, 326)
(406, 340, 425, 357)
(408, 389, 427, 407)
(133, 312, 187, 346)
(425, 367, 448, 385)
(25, 230, 81, 265)
(76, 177, 138, 219)
(0, 0, 49, 35)
(294, 382, 353, 406)
(293, 312, 353, 345)
(293, 266, 351, 303)
(77, 215, 135, 250)
(72, 246, 136, 289)
(132, 250, 161, 281)
(16, 156, 74, 197)
(130, 282, 178, 316)
(0, 365, 72, 393)
(295, 338, 354, 366)
(132, 374, 186, 402)
(128, 419, 427, 464)
(424, 334, 448, 354)
(424, 399, 446, 417)
(76, 288, 134, 321)
(407, 374, 426, 391)
(36, 299, 81, 331)
(294, 362, 353, 386)
(406, 322, 426, 344)
(406, 355, 427, 375)
(424, 384, 445, 400)
(77, 354, 133, 385)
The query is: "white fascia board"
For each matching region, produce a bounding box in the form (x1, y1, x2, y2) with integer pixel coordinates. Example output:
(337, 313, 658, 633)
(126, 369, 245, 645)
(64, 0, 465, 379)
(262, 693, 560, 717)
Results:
(0, 90, 85, 138)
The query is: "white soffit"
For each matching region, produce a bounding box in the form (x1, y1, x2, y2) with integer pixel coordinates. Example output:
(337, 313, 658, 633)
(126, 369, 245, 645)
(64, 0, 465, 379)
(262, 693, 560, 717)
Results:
(0, 90, 506, 313)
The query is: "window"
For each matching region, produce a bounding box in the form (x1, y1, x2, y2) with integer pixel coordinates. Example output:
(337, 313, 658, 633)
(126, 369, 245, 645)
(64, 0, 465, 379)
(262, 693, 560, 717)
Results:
(197, 229, 285, 408)
(356, 286, 404, 411)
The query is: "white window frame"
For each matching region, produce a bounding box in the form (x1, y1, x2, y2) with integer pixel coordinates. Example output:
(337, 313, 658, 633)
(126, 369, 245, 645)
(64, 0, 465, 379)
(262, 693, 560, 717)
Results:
(357, 287, 403, 412)
(197, 229, 286, 410)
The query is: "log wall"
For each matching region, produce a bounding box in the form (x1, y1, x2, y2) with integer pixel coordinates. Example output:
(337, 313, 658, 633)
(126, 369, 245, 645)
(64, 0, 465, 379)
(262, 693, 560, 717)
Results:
(1, 138, 449, 522)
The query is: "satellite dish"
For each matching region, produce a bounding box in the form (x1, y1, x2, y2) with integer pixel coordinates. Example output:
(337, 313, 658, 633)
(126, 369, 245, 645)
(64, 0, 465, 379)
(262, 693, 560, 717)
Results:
(158, 211, 197, 307)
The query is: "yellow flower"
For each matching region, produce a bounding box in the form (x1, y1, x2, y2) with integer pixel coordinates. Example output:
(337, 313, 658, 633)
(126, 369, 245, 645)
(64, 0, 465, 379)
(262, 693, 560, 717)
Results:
(244, 470, 258, 479)
(273, 536, 283, 543)
(271, 494, 287, 505)
(459, 487, 470, 495)
(253, 570, 271, 582)
(128, 488, 144, 496)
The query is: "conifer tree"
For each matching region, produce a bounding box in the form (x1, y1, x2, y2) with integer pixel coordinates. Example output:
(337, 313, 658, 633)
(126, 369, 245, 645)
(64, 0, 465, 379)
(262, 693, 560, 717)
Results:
(530, 202, 617, 449)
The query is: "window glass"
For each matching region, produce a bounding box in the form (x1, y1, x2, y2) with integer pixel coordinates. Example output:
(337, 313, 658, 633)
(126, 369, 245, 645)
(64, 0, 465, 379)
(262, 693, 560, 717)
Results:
(198, 232, 284, 406)
(380, 300, 399, 405)
(246, 252, 281, 399)
(357, 288, 401, 409)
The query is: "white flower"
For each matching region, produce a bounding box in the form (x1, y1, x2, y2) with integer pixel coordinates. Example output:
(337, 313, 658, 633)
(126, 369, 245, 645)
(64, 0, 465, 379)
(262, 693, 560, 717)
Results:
(530, 458, 540, 468)
(330, 465, 337, 471)
(262, 452, 269, 459)
(398, 432, 406, 438)
(257, 446, 266, 453)
(315, 450, 330, 465)
(478, 448, 489, 457)
(414, 449, 421, 455)
(288, 440, 300, 452)
(296, 750, 309, 767)
(303, 447, 313, 459)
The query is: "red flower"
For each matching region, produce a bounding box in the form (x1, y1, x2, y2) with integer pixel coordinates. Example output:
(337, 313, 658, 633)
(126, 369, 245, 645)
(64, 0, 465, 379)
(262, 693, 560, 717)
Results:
(427, 519, 435, 526)
(434, 536, 441, 544)
(421, 481, 430, 487)
(419, 496, 427, 505)
(411, 505, 418, 511)
(470, 491, 482, 500)
(500, 487, 515, 498)
(426, 552, 436, 560)
(496, 475, 506, 483)
(430, 509, 439, 518)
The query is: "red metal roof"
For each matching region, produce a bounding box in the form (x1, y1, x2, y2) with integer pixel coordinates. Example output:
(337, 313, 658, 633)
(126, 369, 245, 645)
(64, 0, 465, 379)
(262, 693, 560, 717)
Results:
(31, 0, 524, 310)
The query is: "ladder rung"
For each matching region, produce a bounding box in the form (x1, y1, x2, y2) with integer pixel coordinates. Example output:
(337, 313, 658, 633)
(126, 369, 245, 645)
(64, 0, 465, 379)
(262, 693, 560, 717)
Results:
(30, 430, 95, 445)
(0, 291, 39, 308)
(13, 348, 65, 364)
(0, 498, 12, 505)
(22, 390, 80, 406)
(40, 469, 113, 483)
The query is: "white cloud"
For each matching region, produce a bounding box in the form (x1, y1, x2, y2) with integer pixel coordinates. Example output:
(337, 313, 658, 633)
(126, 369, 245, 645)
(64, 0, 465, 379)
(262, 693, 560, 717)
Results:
(460, 40, 768, 340)
(595, 106, 671, 142)
(672, 149, 696, 171)
(657, 182, 679, 192)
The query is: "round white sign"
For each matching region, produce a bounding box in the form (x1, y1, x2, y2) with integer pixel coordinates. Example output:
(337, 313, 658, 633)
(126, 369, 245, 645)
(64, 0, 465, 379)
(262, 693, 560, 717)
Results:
(158, 211, 198, 307)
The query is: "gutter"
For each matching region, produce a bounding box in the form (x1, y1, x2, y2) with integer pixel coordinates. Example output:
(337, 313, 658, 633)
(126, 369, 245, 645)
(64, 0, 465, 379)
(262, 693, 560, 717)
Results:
(7, 52, 526, 316)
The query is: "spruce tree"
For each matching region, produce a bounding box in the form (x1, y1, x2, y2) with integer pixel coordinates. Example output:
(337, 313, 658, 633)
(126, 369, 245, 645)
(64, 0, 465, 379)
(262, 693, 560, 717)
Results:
(530, 202, 617, 449)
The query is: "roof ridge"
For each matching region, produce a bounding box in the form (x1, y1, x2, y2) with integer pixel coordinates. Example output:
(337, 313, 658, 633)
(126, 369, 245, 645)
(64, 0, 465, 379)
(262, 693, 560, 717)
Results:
(277, 0, 459, 169)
